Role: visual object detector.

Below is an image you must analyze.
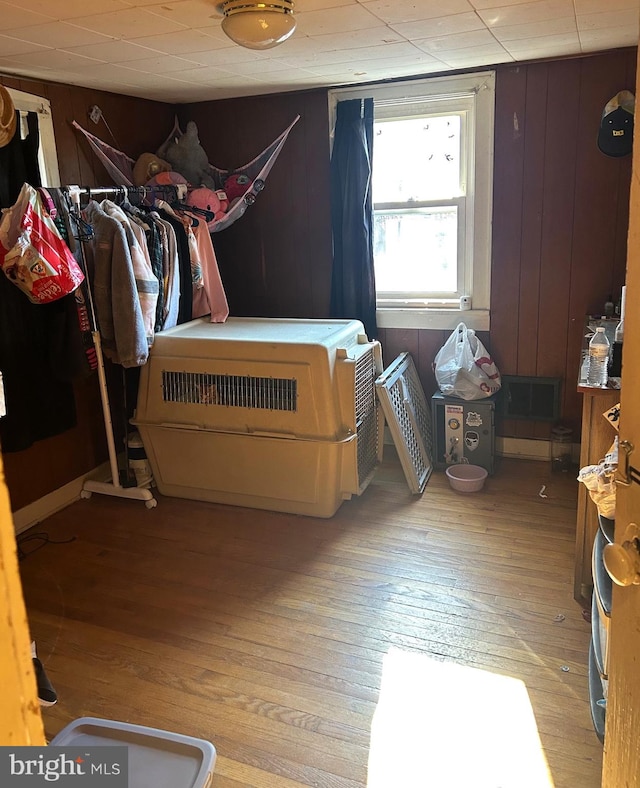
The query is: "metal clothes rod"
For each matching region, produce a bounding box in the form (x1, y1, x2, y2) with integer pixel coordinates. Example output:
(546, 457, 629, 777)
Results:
(66, 184, 158, 509)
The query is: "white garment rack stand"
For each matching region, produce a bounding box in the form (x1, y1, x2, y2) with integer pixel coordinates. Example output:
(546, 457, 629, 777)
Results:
(67, 185, 158, 508)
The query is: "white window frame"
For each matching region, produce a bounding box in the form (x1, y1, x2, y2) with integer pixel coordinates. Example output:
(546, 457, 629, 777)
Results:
(6, 87, 60, 188)
(329, 72, 495, 332)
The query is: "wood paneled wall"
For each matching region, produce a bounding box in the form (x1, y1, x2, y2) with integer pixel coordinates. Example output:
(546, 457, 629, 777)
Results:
(491, 50, 635, 441)
(1, 47, 635, 510)
(0, 75, 175, 511)
(182, 91, 333, 320)
(183, 50, 635, 443)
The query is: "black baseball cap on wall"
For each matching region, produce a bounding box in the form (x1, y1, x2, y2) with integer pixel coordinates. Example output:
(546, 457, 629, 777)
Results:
(597, 90, 635, 158)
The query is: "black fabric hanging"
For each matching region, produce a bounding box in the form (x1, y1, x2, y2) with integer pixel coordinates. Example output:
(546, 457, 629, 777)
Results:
(0, 116, 79, 453)
(0, 111, 41, 209)
(330, 98, 378, 340)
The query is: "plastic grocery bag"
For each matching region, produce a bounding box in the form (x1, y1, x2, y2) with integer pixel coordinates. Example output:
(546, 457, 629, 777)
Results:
(577, 438, 618, 519)
(0, 182, 84, 304)
(433, 322, 501, 401)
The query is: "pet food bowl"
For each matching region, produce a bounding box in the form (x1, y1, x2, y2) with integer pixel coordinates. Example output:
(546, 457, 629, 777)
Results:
(445, 464, 488, 493)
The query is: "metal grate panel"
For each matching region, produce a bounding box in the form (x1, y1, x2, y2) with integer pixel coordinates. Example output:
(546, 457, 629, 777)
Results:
(375, 352, 433, 494)
(162, 371, 297, 411)
(355, 348, 380, 487)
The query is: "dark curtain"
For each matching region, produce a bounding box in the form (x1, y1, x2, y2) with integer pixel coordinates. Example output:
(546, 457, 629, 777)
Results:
(0, 111, 41, 209)
(0, 112, 78, 453)
(330, 98, 377, 340)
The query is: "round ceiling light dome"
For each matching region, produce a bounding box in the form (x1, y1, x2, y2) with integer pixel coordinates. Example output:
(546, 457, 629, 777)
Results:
(219, 1, 296, 50)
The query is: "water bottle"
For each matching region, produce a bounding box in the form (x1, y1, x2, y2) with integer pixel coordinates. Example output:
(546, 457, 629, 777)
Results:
(587, 327, 610, 387)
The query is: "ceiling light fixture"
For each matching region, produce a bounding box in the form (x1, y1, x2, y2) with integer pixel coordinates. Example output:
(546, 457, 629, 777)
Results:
(219, 1, 296, 51)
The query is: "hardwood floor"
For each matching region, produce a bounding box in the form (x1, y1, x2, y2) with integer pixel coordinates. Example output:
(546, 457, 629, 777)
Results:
(17, 452, 602, 787)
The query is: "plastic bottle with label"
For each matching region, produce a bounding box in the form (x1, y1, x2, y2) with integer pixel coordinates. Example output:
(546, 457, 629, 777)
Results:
(587, 327, 610, 387)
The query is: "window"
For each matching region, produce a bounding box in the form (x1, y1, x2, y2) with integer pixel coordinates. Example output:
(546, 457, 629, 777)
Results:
(330, 72, 495, 331)
(6, 87, 60, 188)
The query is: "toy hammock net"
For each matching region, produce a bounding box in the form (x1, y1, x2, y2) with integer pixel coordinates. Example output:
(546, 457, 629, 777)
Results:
(72, 115, 299, 233)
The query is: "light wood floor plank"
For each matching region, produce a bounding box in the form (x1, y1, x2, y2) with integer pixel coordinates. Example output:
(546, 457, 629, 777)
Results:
(18, 454, 602, 788)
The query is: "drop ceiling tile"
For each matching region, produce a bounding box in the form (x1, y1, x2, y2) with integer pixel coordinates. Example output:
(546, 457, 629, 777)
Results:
(3, 0, 130, 19)
(477, 0, 575, 28)
(579, 24, 640, 49)
(490, 16, 577, 41)
(5, 21, 114, 48)
(278, 40, 418, 67)
(577, 9, 639, 31)
(0, 34, 51, 56)
(440, 48, 514, 67)
(308, 27, 406, 50)
(137, 0, 222, 30)
(120, 54, 208, 73)
(391, 13, 487, 40)
(360, 0, 475, 25)
(64, 39, 163, 61)
(155, 65, 238, 84)
(412, 28, 498, 53)
(0, 57, 55, 76)
(174, 46, 264, 67)
(505, 36, 582, 57)
(305, 50, 444, 75)
(281, 39, 418, 68)
(499, 30, 581, 49)
(128, 28, 227, 55)
(220, 59, 302, 77)
(296, 4, 393, 35)
(290, 0, 358, 9)
(468, 0, 551, 8)
(7, 48, 104, 70)
(575, 0, 638, 12)
(68, 8, 189, 38)
(0, 2, 54, 30)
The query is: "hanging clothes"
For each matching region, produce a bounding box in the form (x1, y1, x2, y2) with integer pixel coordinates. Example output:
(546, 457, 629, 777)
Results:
(190, 219, 229, 323)
(82, 201, 148, 368)
(100, 200, 158, 344)
(155, 207, 193, 325)
(121, 201, 165, 333)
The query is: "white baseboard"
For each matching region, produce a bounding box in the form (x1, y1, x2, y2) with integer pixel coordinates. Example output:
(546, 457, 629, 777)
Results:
(12, 462, 111, 536)
(386, 428, 580, 464)
(497, 437, 581, 463)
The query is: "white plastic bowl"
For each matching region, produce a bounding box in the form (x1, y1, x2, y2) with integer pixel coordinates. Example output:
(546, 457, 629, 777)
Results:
(445, 463, 488, 493)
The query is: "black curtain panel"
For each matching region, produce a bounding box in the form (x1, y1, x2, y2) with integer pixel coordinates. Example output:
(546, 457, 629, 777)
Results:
(330, 98, 378, 340)
(0, 111, 41, 209)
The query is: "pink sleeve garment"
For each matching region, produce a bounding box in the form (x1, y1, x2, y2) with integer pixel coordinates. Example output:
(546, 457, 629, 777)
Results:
(191, 222, 229, 323)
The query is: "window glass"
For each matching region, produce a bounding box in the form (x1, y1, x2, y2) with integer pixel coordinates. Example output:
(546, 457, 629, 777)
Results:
(373, 207, 458, 294)
(373, 115, 461, 203)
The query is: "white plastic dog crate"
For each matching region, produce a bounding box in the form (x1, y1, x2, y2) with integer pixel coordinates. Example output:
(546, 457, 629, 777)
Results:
(133, 317, 384, 517)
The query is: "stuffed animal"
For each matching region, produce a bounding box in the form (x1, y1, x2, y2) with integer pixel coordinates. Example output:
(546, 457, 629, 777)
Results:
(224, 172, 251, 203)
(132, 152, 171, 187)
(156, 121, 215, 189)
(145, 171, 188, 188)
(186, 187, 228, 230)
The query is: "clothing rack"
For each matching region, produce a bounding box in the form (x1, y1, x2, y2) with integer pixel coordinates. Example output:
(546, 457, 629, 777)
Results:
(65, 183, 183, 509)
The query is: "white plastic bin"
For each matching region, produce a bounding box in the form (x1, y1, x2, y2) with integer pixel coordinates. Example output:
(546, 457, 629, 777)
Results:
(50, 717, 216, 788)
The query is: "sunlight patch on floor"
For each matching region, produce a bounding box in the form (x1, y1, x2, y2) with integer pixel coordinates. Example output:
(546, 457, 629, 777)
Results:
(368, 647, 554, 788)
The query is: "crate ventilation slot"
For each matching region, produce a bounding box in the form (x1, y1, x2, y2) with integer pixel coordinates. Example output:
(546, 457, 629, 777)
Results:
(162, 371, 297, 411)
